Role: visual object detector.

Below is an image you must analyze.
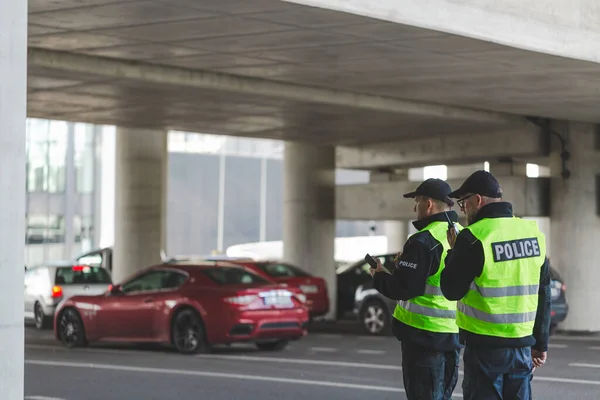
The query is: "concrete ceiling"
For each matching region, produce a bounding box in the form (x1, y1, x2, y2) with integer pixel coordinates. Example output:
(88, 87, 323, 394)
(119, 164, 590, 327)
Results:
(26, 0, 600, 145)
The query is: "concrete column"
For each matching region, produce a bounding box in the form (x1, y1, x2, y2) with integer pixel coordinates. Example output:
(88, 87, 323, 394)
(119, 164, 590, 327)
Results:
(550, 122, 600, 332)
(0, 0, 26, 397)
(283, 143, 336, 319)
(113, 128, 167, 283)
(385, 220, 407, 253)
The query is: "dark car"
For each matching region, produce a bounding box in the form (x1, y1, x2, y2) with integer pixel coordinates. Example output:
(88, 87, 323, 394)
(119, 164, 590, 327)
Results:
(346, 253, 569, 335)
(336, 253, 397, 329)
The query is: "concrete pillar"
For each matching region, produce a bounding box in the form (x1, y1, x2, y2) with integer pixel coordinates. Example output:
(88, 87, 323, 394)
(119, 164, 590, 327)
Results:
(283, 143, 336, 319)
(385, 220, 407, 253)
(550, 122, 600, 332)
(0, 0, 26, 397)
(113, 128, 167, 283)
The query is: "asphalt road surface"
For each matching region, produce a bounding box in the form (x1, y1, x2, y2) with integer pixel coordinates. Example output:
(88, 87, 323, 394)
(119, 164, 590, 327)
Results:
(25, 326, 600, 400)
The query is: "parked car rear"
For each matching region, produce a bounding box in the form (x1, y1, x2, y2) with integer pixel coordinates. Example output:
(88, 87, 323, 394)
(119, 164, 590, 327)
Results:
(212, 259, 330, 318)
(25, 262, 112, 329)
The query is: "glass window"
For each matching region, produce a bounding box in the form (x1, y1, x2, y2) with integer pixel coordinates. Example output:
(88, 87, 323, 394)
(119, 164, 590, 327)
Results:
(121, 270, 187, 293)
(202, 266, 269, 285)
(74, 123, 95, 194)
(26, 214, 65, 244)
(77, 253, 103, 267)
(74, 215, 94, 243)
(25, 118, 67, 193)
(256, 262, 310, 278)
(55, 266, 112, 285)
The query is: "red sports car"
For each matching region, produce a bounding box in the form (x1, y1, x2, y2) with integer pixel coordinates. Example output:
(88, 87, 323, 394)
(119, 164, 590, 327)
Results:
(219, 259, 329, 318)
(54, 261, 309, 354)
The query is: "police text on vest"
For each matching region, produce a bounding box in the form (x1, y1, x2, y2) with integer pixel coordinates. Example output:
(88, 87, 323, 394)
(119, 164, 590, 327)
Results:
(397, 260, 418, 269)
(491, 238, 541, 262)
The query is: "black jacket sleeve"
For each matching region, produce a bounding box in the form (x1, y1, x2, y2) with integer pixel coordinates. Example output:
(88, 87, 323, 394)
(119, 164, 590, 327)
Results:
(532, 257, 552, 352)
(440, 229, 484, 301)
(372, 239, 433, 301)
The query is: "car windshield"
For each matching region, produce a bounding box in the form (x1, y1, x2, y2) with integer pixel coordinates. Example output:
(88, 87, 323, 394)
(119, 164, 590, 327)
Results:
(55, 266, 112, 285)
(202, 266, 270, 285)
(254, 262, 310, 278)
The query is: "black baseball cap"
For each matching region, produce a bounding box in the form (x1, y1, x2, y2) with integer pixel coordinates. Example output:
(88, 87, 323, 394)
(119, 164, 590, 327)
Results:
(403, 178, 454, 206)
(449, 170, 503, 199)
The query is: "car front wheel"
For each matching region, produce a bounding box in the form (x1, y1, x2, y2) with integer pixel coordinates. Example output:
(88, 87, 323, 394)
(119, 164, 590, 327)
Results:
(359, 300, 390, 335)
(58, 308, 87, 348)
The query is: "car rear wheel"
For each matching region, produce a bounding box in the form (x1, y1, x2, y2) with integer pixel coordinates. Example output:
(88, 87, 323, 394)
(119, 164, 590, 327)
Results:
(58, 308, 87, 348)
(34, 302, 51, 330)
(172, 308, 209, 354)
(256, 340, 289, 351)
(360, 299, 390, 335)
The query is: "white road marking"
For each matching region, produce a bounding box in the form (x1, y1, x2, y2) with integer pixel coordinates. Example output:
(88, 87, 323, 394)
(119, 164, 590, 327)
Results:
(588, 346, 600, 350)
(356, 349, 386, 355)
(310, 347, 338, 352)
(568, 363, 600, 369)
(25, 397, 67, 400)
(198, 354, 402, 370)
(551, 335, 600, 342)
(26, 344, 600, 387)
(548, 343, 569, 349)
(25, 359, 417, 395)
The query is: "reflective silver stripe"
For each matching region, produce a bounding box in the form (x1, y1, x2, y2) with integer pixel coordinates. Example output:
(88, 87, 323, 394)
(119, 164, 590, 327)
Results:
(469, 282, 539, 298)
(458, 302, 537, 324)
(399, 301, 456, 319)
(424, 284, 444, 296)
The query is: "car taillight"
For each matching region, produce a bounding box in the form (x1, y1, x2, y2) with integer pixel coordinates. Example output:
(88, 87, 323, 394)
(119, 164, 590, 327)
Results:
(72, 265, 90, 272)
(562, 283, 567, 292)
(52, 285, 63, 298)
(224, 295, 257, 305)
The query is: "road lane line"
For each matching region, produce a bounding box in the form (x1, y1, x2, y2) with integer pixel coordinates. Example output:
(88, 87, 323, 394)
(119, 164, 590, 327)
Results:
(25, 359, 419, 395)
(548, 344, 569, 349)
(197, 354, 402, 370)
(551, 335, 600, 342)
(568, 363, 600, 369)
(26, 345, 600, 387)
(356, 349, 386, 355)
(588, 346, 600, 350)
(25, 397, 67, 400)
(310, 347, 338, 352)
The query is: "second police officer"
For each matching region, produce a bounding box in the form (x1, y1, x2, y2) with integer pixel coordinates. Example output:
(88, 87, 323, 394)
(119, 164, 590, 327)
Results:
(369, 178, 462, 400)
(440, 170, 551, 400)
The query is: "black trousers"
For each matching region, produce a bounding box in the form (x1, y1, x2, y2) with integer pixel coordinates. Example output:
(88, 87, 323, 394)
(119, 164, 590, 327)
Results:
(401, 342, 460, 400)
(462, 345, 533, 400)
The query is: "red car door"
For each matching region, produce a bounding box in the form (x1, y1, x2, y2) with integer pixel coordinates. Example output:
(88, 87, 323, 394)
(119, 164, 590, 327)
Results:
(98, 270, 165, 340)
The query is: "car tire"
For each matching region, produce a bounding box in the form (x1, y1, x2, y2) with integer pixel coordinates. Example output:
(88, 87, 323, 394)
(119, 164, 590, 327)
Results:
(58, 308, 88, 348)
(359, 299, 391, 335)
(171, 308, 210, 355)
(256, 340, 289, 351)
(34, 302, 51, 330)
(549, 324, 558, 336)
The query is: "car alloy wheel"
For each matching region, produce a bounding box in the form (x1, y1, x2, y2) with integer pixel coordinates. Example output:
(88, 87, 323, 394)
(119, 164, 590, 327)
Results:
(361, 300, 389, 335)
(172, 309, 208, 354)
(59, 308, 87, 348)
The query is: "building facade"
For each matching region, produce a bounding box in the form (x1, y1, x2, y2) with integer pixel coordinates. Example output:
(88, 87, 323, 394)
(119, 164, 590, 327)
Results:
(25, 120, 377, 266)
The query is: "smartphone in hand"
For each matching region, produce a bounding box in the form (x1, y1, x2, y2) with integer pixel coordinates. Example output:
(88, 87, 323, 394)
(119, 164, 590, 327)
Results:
(444, 212, 460, 235)
(365, 254, 390, 274)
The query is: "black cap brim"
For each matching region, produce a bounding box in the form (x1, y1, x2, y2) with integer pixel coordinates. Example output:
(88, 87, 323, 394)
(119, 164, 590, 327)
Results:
(448, 188, 467, 199)
(403, 191, 418, 199)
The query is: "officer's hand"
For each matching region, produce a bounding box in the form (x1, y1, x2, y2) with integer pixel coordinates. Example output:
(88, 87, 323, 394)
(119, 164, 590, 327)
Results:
(447, 227, 458, 248)
(531, 349, 547, 368)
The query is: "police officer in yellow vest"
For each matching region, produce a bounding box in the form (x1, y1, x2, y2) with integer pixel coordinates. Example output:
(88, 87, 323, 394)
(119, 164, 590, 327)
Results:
(440, 170, 551, 400)
(369, 178, 462, 400)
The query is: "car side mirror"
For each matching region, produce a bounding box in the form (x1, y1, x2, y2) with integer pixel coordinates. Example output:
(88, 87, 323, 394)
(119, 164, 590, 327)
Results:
(108, 284, 122, 295)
